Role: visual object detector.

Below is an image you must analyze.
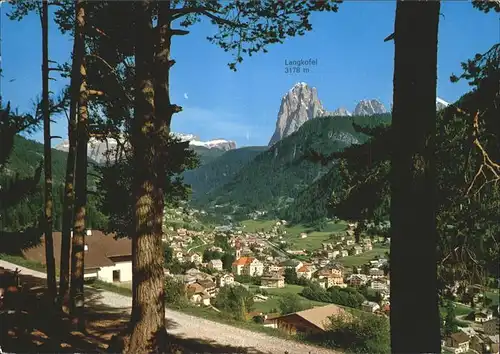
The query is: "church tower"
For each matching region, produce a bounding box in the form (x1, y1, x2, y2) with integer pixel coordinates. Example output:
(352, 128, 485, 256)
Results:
(235, 239, 242, 259)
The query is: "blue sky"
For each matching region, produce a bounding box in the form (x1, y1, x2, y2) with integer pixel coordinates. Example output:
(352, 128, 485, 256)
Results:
(1, 1, 499, 147)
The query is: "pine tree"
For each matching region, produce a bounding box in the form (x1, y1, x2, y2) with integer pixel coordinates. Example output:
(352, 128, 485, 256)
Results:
(69, 0, 89, 329)
(443, 301, 458, 336)
(389, 1, 441, 352)
(58, 0, 85, 310)
(41, 0, 57, 302)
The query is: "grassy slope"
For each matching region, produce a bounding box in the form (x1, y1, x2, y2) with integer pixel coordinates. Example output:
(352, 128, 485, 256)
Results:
(337, 246, 390, 267)
(240, 219, 348, 252)
(248, 284, 330, 313)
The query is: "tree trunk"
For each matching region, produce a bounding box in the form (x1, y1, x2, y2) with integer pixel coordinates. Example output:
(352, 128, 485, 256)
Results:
(70, 2, 88, 329)
(390, 1, 441, 353)
(125, 2, 166, 353)
(42, 0, 57, 302)
(59, 0, 85, 311)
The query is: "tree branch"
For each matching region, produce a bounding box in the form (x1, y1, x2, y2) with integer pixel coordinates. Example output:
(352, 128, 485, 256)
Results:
(89, 25, 111, 39)
(171, 29, 190, 36)
(88, 90, 104, 97)
(201, 10, 248, 28)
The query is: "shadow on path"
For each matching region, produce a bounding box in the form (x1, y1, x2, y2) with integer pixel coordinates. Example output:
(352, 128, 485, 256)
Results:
(0, 272, 267, 353)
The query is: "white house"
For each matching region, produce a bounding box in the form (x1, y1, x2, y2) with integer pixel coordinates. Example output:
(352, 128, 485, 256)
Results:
(232, 257, 264, 276)
(24, 230, 133, 284)
(362, 301, 380, 313)
(208, 259, 223, 271)
(217, 273, 235, 287)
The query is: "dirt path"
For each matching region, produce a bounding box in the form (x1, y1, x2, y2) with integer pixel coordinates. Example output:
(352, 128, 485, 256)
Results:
(0, 260, 337, 354)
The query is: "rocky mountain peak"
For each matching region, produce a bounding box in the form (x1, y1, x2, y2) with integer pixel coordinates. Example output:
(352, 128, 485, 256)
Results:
(269, 82, 328, 146)
(54, 133, 236, 164)
(436, 97, 450, 111)
(332, 107, 352, 117)
(353, 99, 388, 116)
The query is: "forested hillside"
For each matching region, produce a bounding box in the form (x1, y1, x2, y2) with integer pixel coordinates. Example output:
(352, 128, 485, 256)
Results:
(194, 114, 391, 219)
(1, 135, 106, 231)
(1, 136, 230, 231)
(183, 146, 267, 198)
(190, 146, 226, 165)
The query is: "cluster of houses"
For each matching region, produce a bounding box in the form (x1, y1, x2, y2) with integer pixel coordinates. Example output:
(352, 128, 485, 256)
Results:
(444, 318, 499, 354)
(21, 226, 498, 353)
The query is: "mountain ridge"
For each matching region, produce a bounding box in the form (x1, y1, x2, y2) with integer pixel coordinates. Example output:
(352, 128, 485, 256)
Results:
(54, 133, 237, 164)
(193, 113, 392, 220)
(268, 82, 389, 147)
(268, 82, 451, 147)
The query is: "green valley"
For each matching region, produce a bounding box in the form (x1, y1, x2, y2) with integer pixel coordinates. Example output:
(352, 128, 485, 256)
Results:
(191, 114, 391, 222)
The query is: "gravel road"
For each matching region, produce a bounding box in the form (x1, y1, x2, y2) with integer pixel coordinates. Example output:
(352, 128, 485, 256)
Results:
(0, 260, 337, 354)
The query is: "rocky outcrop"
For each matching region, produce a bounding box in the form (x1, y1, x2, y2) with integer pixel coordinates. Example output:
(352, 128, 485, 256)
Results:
(268, 82, 330, 146)
(331, 107, 352, 117)
(436, 97, 450, 111)
(353, 99, 388, 116)
(55, 133, 237, 164)
(173, 133, 237, 151)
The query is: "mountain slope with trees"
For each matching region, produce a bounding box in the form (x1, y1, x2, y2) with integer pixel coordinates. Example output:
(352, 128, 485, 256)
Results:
(194, 114, 391, 219)
(183, 146, 268, 198)
(1, 135, 106, 232)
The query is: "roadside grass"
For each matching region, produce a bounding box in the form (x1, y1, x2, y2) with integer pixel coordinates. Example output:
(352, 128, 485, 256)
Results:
(337, 246, 390, 267)
(90, 279, 133, 297)
(169, 304, 293, 340)
(0, 253, 60, 277)
(247, 284, 329, 313)
(86, 279, 300, 342)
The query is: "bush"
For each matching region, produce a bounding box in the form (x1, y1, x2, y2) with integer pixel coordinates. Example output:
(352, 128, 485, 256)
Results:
(301, 284, 365, 308)
(305, 312, 390, 354)
(214, 285, 254, 321)
(278, 293, 306, 315)
(165, 277, 188, 307)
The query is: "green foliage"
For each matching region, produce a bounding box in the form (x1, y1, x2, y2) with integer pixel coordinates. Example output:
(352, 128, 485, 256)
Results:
(221, 252, 235, 272)
(234, 274, 261, 286)
(190, 146, 226, 165)
(202, 249, 223, 263)
(306, 311, 390, 354)
(311, 44, 500, 291)
(471, 0, 500, 13)
(278, 292, 306, 315)
(95, 135, 199, 238)
(214, 285, 254, 320)
(284, 268, 299, 285)
(213, 234, 230, 251)
(0, 134, 105, 233)
(165, 276, 187, 307)
(164, 245, 173, 264)
(442, 300, 458, 337)
(301, 284, 366, 309)
(200, 1, 342, 71)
